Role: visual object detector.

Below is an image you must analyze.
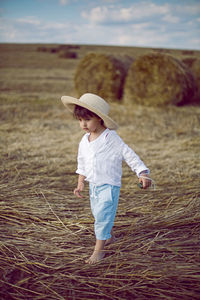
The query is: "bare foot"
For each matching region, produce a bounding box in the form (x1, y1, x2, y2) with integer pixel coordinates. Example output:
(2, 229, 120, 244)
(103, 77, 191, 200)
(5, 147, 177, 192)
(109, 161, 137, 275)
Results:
(85, 250, 105, 264)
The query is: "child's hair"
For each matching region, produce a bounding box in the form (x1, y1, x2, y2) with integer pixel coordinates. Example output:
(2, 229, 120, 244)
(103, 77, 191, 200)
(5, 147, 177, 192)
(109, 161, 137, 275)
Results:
(74, 105, 104, 126)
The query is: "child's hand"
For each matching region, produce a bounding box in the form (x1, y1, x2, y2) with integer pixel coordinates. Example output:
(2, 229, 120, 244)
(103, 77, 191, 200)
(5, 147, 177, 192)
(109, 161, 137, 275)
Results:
(139, 174, 151, 189)
(74, 182, 84, 198)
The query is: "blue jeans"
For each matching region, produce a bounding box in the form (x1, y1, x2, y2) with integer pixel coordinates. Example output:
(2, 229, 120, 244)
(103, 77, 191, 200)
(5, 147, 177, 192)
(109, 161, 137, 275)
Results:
(89, 184, 120, 240)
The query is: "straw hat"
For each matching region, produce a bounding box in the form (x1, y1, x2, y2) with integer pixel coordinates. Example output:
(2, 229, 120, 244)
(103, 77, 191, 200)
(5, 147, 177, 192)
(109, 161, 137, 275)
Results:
(61, 93, 118, 130)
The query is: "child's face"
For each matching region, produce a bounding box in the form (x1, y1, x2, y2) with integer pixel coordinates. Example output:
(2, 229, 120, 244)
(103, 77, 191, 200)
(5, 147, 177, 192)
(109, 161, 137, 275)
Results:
(78, 116, 104, 133)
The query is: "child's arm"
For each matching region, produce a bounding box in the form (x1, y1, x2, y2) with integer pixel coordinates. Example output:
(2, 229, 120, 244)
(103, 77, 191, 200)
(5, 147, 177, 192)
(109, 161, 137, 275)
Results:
(74, 174, 86, 198)
(121, 141, 151, 189)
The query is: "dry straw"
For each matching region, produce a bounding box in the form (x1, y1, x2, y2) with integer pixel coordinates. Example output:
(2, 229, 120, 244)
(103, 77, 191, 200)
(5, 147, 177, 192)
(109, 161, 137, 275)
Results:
(74, 53, 134, 102)
(124, 53, 195, 106)
(1, 185, 200, 300)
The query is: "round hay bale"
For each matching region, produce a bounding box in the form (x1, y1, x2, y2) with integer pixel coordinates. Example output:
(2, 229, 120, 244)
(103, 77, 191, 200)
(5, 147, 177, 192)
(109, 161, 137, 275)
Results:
(124, 53, 195, 106)
(182, 58, 200, 104)
(189, 58, 200, 103)
(74, 53, 133, 101)
(58, 50, 77, 59)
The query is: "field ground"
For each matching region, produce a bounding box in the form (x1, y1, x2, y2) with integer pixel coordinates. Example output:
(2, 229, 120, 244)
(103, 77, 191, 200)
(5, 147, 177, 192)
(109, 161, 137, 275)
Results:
(0, 43, 200, 299)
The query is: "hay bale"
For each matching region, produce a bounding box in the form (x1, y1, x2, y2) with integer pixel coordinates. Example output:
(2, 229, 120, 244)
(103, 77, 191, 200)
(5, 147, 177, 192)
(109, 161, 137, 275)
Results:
(50, 47, 59, 53)
(58, 50, 78, 59)
(37, 46, 59, 53)
(182, 58, 200, 103)
(74, 53, 134, 101)
(189, 59, 200, 103)
(124, 53, 195, 106)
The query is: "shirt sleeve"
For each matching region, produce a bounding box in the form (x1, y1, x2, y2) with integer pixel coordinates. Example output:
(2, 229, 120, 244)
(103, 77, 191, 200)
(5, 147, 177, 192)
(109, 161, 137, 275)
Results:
(76, 139, 86, 176)
(122, 142, 150, 177)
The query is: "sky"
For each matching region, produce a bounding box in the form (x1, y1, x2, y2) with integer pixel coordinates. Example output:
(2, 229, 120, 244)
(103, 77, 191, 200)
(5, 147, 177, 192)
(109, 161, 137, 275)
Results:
(0, 0, 200, 50)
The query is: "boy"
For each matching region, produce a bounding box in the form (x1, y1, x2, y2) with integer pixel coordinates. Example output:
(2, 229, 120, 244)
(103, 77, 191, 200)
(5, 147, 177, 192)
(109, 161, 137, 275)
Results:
(61, 93, 151, 264)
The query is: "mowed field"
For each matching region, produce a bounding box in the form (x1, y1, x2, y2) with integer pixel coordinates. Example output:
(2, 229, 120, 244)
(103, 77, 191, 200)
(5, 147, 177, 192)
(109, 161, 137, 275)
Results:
(0, 43, 200, 299)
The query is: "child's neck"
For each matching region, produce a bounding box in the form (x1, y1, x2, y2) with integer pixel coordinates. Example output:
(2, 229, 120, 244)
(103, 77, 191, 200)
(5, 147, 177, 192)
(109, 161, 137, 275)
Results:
(89, 126, 107, 142)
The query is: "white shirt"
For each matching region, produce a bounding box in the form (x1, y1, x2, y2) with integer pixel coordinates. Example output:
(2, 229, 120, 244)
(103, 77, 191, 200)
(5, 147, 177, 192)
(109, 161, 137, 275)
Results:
(76, 128, 149, 187)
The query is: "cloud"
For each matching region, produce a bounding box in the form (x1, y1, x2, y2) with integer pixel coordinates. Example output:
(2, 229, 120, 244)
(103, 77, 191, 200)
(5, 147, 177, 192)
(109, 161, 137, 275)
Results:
(109, 23, 169, 47)
(0, 16, 72, 43)
(191, 38, 200, 46)
(0, 18, 19, 41)
(82, 2, 170, 24)
(82, 6, 108, 24)
(59, 0, 70, 5)
(175, 3, 200, 15)
(162, 14, 179, 23)
(16, 16, 41, 26)
(82, 1, 200, 27)
(40, 21, 68, 30)
(79, 1, 200, 49)
(102, 0, 119, 2)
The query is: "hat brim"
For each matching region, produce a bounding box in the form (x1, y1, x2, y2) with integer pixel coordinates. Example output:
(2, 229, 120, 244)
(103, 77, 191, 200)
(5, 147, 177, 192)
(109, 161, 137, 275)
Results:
(61, 96, 118, 130)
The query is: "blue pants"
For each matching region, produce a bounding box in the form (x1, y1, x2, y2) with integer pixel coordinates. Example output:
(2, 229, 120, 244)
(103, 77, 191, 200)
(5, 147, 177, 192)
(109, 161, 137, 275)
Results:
(89, 184, 120, 240)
